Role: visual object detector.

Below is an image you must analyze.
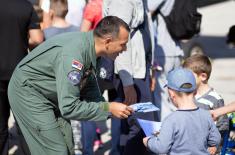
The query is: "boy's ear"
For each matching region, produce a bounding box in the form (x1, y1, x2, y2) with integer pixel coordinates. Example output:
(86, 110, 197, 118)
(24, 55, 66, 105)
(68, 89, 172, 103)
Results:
(200, 72, 208, 82)
(168, 89, 175, 98)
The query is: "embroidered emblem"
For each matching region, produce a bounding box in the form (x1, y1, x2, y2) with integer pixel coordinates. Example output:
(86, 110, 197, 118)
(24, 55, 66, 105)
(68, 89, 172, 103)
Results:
(67, 70, 81, 85)
(99, 67, 107, 79)
(72, 60, 83, 70)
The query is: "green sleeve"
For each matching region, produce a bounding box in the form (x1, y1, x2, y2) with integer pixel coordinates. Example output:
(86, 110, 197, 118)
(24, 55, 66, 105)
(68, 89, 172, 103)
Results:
(55, 54, 109, 121)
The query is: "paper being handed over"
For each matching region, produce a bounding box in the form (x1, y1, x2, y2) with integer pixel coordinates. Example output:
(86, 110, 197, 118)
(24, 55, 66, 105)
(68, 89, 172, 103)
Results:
(137, 119, 162, 137)
(129, 102, 159, 113)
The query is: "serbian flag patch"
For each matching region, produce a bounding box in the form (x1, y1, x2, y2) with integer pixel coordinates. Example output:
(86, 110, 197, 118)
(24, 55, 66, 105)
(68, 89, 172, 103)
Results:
(72, 60, 83, 70)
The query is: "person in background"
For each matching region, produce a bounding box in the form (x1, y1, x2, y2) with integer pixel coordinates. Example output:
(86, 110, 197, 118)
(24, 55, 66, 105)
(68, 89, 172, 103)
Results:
(40, 0, 86, 29)
(80, 0, 102, 31)
(0, 0, 43, 154)
(143, 68, 221, 155)
(147, 0, 184, 121)
(43, 0, 79, 39)
(103, 0, 156, 154)
(183, 54, 229, 153)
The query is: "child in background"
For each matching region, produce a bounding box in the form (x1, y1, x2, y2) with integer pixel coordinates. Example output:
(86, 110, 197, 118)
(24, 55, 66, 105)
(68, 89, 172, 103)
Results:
(43, 0, 79, 39)
(183, 54, 229, 153)
(40, 0, 86, 29)
(143, 68, 221, 154)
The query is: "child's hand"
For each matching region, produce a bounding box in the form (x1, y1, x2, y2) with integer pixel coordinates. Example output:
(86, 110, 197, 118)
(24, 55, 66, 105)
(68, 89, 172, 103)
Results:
(230, 131, 235, 140)
(143, 137, 150, 147)
(207, 146, 217, 155)
(210, 110, 218, 121)
(152, 131, 160, 136)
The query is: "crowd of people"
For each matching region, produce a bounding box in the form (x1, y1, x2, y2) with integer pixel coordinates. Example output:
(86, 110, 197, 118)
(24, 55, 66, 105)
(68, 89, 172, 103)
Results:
(1, 0, 235, 155)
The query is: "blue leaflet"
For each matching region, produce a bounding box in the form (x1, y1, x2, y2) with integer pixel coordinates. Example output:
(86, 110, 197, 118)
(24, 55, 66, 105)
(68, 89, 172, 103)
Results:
(137, 119, 162, 136)
(129, 102, 159, 113)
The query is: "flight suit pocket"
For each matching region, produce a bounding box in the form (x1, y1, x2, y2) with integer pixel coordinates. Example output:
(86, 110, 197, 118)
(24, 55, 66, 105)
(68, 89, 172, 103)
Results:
(57, 117, 74, 154)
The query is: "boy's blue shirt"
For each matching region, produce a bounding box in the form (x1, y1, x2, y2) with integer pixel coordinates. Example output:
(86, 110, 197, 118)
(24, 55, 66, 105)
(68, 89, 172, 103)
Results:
(147, 108, 221, 154)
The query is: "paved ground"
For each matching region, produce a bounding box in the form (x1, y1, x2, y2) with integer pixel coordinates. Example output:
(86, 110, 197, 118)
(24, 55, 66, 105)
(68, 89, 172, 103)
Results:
(196, 0, 235, 104)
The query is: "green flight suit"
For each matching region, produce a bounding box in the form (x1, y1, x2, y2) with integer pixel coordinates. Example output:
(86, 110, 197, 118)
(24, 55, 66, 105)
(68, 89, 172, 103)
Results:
(8, 31, 109, 155)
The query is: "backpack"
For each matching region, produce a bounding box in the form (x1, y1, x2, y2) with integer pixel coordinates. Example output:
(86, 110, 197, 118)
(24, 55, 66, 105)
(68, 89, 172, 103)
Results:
(154, 0, 202, 40)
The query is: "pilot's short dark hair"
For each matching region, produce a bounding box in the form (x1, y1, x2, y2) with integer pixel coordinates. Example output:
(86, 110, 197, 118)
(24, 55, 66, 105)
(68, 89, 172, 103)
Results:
(94, 16, 130, 39)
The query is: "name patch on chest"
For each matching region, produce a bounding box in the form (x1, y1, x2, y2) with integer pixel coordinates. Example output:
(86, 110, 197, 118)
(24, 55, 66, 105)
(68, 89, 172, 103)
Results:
(67, 70, 81, 85)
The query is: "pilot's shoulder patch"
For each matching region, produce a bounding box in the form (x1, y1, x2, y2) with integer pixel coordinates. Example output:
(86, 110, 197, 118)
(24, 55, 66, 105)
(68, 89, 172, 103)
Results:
(67, 70, 81, 85)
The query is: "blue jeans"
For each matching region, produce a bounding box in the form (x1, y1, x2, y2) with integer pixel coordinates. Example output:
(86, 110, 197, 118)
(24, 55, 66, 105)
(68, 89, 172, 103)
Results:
(110, 95, 122, 155)
(110, 117, 121, 155)
(81, 121, 96, 155)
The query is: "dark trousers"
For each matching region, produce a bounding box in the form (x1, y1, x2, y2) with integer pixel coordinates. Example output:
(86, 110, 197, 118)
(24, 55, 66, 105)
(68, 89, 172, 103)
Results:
(113, 70, 155, 155)
(0, 80, 10, 155)
(0, 80, 31, 155)
(81, 121, 96, 155)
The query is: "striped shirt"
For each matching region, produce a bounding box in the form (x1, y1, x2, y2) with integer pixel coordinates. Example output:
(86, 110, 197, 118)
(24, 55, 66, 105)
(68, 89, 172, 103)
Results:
(195, 88, 229, 131)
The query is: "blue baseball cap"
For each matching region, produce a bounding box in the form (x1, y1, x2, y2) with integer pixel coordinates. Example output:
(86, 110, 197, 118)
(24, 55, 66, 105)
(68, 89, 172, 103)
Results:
(165, 68, 196, 93)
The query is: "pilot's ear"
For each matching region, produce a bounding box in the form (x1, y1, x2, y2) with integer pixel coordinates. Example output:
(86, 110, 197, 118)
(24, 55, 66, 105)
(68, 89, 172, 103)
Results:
(104, 36, 112, 45)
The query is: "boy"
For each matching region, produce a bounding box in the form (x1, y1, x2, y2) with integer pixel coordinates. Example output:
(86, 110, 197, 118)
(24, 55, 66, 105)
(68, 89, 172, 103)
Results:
(143, 68, 221, 154)
(183, 54, 229, 152)
(43, 0, 79, 39)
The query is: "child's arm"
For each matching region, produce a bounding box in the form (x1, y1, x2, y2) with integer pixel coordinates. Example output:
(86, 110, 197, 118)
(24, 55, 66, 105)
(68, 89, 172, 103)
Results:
(211, 101, 235, 120)
(143, 119, 174, 154)
(207, 113, 221, 147)
(213, 99, 229, 131)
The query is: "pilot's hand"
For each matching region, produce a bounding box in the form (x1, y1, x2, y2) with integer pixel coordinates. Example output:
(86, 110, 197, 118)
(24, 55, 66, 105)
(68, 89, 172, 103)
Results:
(109, 102, 133, 118)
